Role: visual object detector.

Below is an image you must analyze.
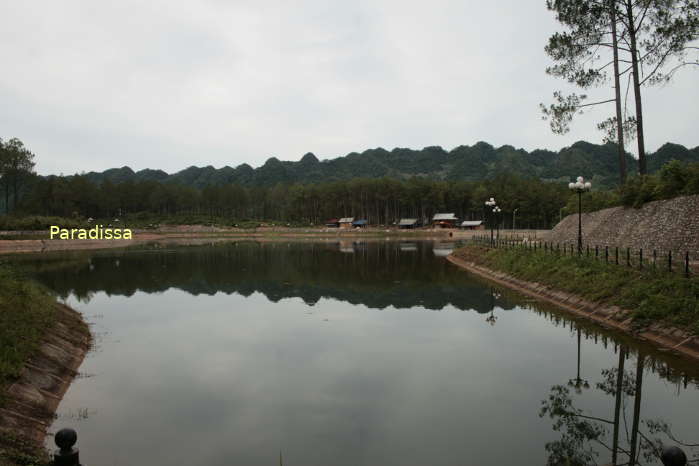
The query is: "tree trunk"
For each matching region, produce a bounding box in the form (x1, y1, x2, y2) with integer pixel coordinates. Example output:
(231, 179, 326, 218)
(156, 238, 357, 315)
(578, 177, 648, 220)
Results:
(628, 352, 644, 465)
(12, 175, 18, 211)
(626, 0, 647, 175)
(611, 3, 627, 184)
(4, 181, 8, 214)
(611, 346, 626, 465)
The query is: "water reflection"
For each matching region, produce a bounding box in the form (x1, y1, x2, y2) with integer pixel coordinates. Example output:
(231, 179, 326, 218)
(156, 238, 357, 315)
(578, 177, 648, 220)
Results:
(13, 241, 515, 312)
(541, 342, 699, 465)
(5, 241, 699, 466)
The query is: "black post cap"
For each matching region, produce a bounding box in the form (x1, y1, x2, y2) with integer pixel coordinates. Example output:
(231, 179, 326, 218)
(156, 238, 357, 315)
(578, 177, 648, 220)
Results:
(661, 445, 687, 466)
(54, 428, 80, 466)
(55, 428, 77, 451)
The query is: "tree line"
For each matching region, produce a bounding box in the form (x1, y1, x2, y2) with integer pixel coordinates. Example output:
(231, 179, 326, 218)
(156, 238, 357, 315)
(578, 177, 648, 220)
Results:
(14, 172, 570, 229)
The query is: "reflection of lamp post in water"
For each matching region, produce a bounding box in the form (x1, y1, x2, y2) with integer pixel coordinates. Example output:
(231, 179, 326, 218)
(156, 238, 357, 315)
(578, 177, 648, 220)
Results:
(568, 327, 590, 393)
(486, 287, 500, 325)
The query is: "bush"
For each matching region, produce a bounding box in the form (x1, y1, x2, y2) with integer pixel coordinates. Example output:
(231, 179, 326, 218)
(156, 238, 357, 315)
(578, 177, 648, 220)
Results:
(619, 160, 699, 208)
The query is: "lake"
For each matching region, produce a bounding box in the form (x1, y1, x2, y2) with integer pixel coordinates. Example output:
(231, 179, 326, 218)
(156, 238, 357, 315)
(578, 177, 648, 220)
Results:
(9, 240, 699, 465)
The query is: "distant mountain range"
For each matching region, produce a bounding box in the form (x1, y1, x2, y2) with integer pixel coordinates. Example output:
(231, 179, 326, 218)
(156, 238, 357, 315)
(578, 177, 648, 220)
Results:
(80, 141, 699, 189)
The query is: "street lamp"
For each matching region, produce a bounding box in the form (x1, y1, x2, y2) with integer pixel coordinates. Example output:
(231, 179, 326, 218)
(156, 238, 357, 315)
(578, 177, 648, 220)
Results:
(493, 206, 502, 245)
(512, 208, 519, 231)
(568, 176, 592, 254)
(485, 197, 496, 246)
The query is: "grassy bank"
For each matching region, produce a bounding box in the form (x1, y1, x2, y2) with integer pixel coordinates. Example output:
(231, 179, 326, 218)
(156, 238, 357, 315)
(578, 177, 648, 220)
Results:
(0, 264, 56, 465)
(453, 244, 699, 334)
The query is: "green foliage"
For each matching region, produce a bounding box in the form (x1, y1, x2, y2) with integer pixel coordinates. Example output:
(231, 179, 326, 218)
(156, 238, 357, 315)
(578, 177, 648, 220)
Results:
(0, 432, 50, 466)
(11, 174, 571, 230)
(564, 189, 621, 214)
(455, 245, 699, 332)
(0, 215, 86, 231)
(74, 141, 699, 189)
(0, 137, 36, 215)
(619, 160, 699, 207)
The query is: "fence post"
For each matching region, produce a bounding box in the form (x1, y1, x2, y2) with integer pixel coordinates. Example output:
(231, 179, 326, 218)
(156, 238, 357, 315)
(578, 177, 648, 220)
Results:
(53, 428, 80, 466)
(639, 249, 643, 270)
(669, 250, 672, 273)
(686, 251, 690, 278)
(605, 246, 608, 264)
(653, 249, 657, 269)
(615, 247, 619, 265)
(627, 247, 631, 267)
(595, 245, 599, 259)
(586, 244, 589, 257)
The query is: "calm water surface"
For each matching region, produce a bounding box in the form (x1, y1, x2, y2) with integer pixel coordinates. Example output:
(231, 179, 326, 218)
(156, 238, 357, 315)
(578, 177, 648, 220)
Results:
(10, 240, 699, 465)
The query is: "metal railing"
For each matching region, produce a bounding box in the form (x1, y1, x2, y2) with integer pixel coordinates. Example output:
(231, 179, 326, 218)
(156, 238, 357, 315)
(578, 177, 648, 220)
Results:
(472, 235, 695, 278)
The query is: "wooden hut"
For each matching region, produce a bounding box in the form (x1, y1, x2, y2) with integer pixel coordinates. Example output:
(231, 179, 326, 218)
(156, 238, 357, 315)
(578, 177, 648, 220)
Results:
(398, 218, 419, 229)
(338, 217, 354, 229)
(352, 219, 368, 228)
(460, 220, 484, 230)
(432, 213, 458, 228)
(325, 218, 340, 228)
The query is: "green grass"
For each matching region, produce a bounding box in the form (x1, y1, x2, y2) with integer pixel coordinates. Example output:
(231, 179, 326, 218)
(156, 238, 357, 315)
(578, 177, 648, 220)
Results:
(454, 244, 699, 334)
(0, 265, 57, 466)
(0, 265, 56, 405)
(0, 432, 49, 466)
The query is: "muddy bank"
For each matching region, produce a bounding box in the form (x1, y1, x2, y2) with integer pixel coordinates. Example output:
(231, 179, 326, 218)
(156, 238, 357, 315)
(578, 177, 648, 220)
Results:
(446, 254, 699, 363)
(0, 303, 91, 445)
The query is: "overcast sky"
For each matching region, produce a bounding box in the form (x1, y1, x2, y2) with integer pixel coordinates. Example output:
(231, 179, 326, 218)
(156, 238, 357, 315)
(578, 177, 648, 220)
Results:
(1, 0, 697, 176)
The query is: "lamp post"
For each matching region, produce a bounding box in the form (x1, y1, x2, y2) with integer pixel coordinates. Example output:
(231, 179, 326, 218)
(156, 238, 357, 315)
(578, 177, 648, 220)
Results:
(568, 176, 592, 254)
(485, 197, 496, 247)
(513, 208, 518, 231)
(493, 206, 502, 245)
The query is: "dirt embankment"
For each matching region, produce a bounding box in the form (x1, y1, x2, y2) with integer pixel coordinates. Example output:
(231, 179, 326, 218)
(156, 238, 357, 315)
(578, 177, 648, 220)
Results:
(0, 226, 553, 255)
(0, 304, 91, 446)
(0, 228, 458, 255)
(446, 252, 699, 363)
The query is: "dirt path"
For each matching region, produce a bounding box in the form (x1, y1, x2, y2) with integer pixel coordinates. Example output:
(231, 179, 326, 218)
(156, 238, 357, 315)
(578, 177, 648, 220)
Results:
(446, 254, 699, 363)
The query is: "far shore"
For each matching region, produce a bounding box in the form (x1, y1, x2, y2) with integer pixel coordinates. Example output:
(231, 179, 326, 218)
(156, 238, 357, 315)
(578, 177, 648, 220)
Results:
(0, 226, 550, 255)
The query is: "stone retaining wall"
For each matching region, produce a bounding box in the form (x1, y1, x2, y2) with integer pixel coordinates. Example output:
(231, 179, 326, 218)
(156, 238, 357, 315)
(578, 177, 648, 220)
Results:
(546, 194, 699, 255)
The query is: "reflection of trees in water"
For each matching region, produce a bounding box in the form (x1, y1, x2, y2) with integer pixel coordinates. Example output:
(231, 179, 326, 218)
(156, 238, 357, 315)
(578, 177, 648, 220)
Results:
(532, 307, 699, 388)
(541, 343, 699, 465)
(21, 241, 518, 313)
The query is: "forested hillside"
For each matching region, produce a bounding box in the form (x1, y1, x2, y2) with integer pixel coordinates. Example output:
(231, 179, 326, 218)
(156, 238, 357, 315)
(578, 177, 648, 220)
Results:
(80, 141, 699, 190)
(3, 137, 699, 230)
